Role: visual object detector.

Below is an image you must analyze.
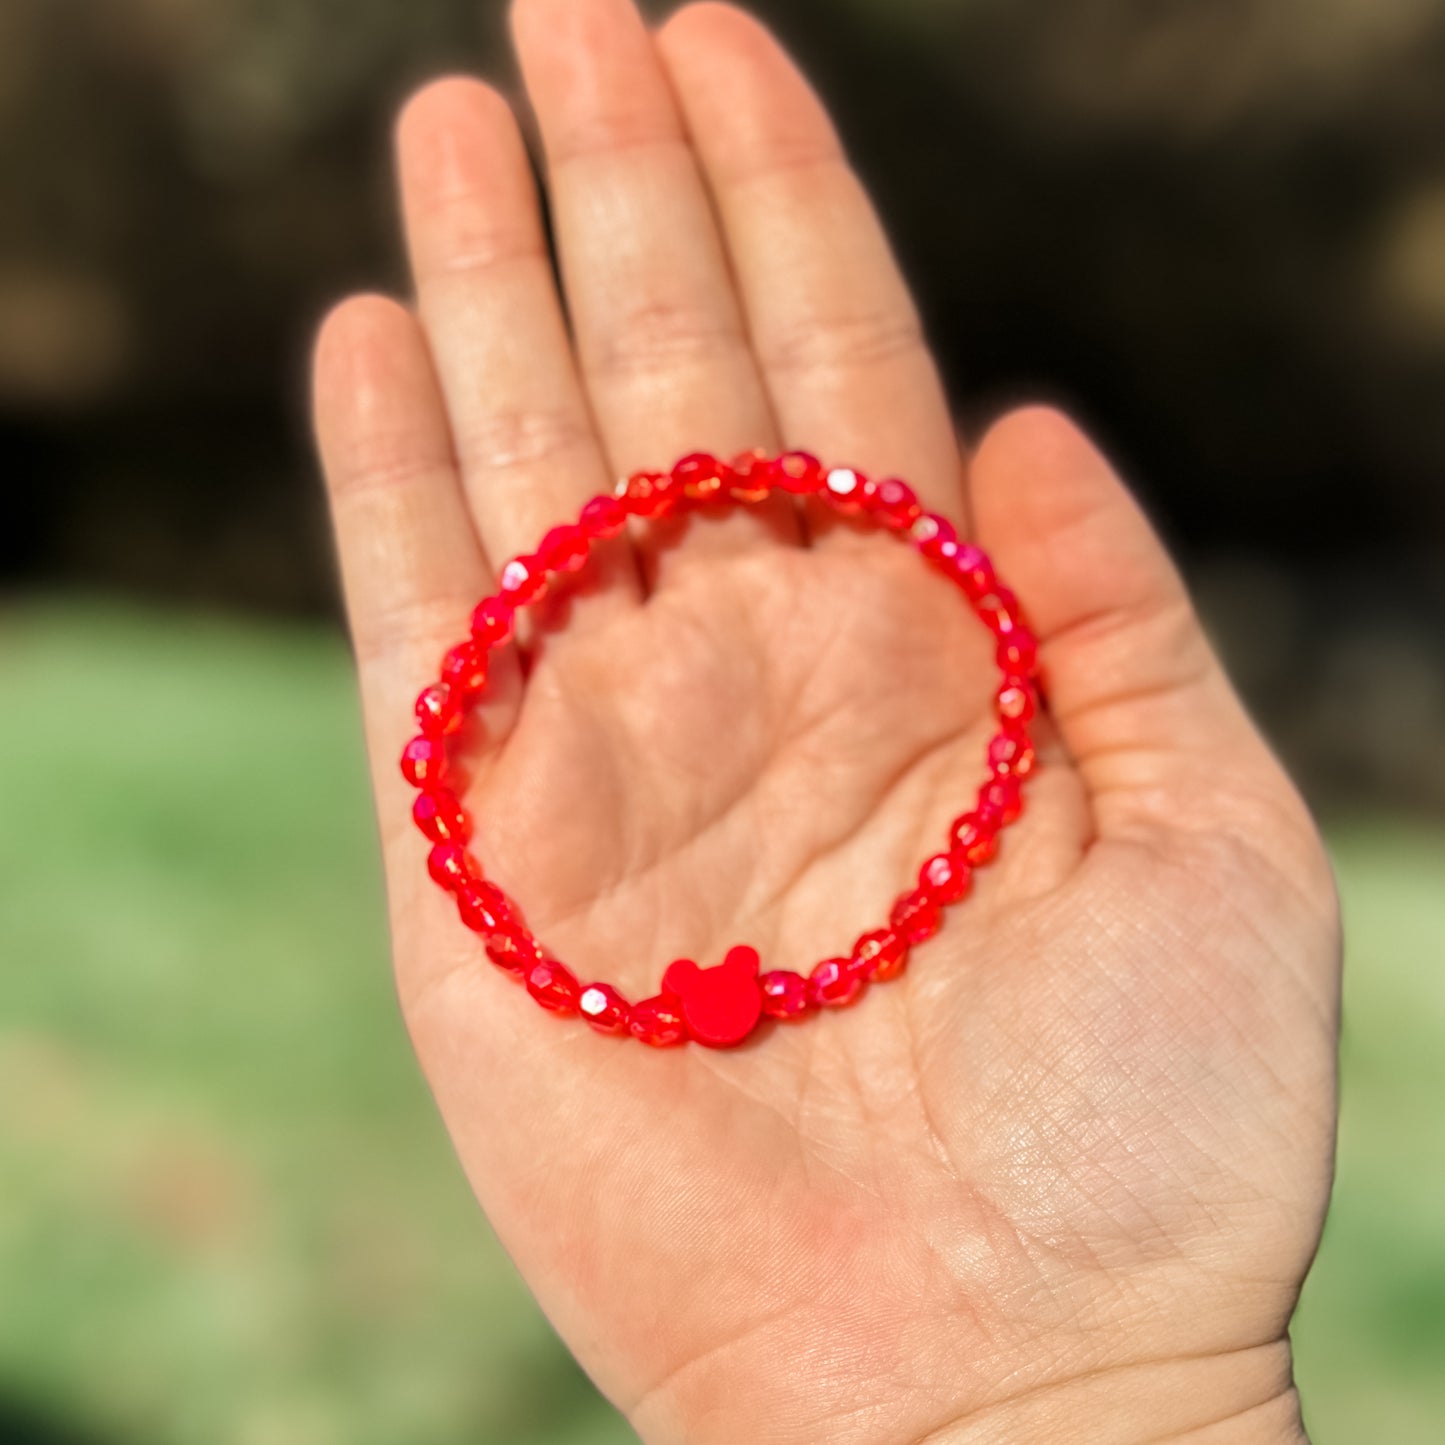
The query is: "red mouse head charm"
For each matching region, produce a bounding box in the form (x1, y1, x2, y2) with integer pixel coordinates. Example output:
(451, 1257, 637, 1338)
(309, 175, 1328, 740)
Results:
(662, 945, 763, 1048)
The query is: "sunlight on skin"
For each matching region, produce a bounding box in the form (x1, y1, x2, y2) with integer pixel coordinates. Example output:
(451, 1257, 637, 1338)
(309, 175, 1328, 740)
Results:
(310, 2, 1339, 1441)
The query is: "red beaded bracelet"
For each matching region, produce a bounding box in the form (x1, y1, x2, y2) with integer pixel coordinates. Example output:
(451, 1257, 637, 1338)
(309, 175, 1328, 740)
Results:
(399, 450, 1039, 1050)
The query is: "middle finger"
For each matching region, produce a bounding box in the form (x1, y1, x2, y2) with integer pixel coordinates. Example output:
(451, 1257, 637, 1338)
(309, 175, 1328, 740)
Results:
(511, 0, 802, 587)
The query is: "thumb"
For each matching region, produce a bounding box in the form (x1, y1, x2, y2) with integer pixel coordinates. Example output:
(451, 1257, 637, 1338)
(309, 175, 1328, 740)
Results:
(969, 406, 1309, 850)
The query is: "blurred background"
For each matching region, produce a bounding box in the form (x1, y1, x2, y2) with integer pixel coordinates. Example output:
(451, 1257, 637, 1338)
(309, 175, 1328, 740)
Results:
(2, 0, 1442, 1441)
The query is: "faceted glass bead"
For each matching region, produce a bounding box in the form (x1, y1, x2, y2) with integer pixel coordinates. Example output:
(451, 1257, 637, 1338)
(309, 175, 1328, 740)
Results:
(400, 735, 447, 788)
(470, 596, 514, 647)
(978, 586, 1020, 634)
(728, 449, 772, 502)
(527, 958, 581, 1012)
(457, 880, 511, 934)
(500, 555, 547, 604)
(912, 512, 958, 561)
(440, 641, 488, 698)
(580, 494, 626, 539)
(629, 994, 688, 1046)
(996, 680, 1036, 723)
(943, 543, 995, 600)
(579, 982, 631, 1035)
(949, 810, 999, 865)
(673, 451, 730, 503)
(774, 451, 825, 495)
(920, 850, 972, 905)
(539, 524, 590, 573)
(852, 927, 907, 981)
(759, 970, 811, 1019)
(618, 469, 676, 519)
(890, 888, 941, 945)
(427, 841, 478, 892)
(988, 726, 1036, 778)
(414, 681, 462, 736)
(809, 956, 864, 1008)
(996, 627, 1038, 675)
(485, 926, 543, 975)
(982, 774, 1023, 825)
(413, 788, 470, 844)
(822, 466, 871, 511)
(872, 478, 922, 530)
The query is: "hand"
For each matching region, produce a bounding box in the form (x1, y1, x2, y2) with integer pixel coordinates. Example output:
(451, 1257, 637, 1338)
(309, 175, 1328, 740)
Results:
(311, 3, 1340, 1440)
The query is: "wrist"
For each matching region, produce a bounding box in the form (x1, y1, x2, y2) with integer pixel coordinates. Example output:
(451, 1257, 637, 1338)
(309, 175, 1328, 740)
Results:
(922, 1340, 1306, 1445)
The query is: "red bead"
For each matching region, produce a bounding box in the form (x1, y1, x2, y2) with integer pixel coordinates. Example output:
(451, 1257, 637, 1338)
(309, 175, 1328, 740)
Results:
(580, 494, 626, 539)
(414, 681, 462, 736)
(440, 641, 488, 699)
(773, 451, 825, 495)
(949, 810, 999, 866)
(578, 982, 631, 1035)
(942, 543, 995, 599)
(539, 524, 590, 573)
(456, 880, 512, 933)
(500, 555, 547, 605)
(988, 726, 1036, 778)
(996, 627, 1038, 675)
(413, 789, 470, 844)
(853, 928, 907, 982)
(662, 946, 763, 1048)
(996, 680, 1036, 723)
(982, 774, 1023, 825)
(728, 448, 773, 502)
(871, 477, 922, 530)
(821, 465, 871, 512)
(890, 888, 941, 945)
(809, 956, 865, 1007)
(978, 586, 1020, 633)
(427, 841, 478, 892)
(759, 969, 811, 1019)
(920, 850, 972, 905)
(485, 927, 543, 976)
(629, 994, 688, 1047)
(629, 995, 688, 1047)
(470, 596, 514, 648)
(400, 735, 446, 788)
(618, 469, 677, 519)
(673, 451, 730, 503)
(912, 512, 958, 560)
(527, 958, 581, 1012)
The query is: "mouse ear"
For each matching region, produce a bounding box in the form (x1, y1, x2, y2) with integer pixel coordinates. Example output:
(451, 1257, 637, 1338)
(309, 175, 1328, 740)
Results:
(662, 959, 701, 996)
(722, 945, 760, 978)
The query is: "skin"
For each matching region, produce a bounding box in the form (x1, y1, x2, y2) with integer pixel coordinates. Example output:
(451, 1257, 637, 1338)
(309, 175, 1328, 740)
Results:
(309, 2, 1341, 1441)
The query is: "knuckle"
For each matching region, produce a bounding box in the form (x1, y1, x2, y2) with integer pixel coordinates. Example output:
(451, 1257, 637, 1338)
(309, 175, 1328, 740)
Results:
(759, 304, 924, 378)
(331, 449, 454, 504)
(454, 404, 595, 479)
(585, 296, 749, 383)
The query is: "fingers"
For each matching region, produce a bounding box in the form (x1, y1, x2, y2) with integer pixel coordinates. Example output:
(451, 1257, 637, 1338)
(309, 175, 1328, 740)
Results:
(311, 295, 520, 821)
(969, 406, 1308, 843)
(510, 0, 800, 582)
(395, 76, 641, 621)
(657, 3, 968, 534)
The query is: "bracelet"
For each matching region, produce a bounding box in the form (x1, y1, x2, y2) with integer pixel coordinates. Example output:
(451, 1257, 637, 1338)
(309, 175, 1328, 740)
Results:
(399, 450, 1039, 1049)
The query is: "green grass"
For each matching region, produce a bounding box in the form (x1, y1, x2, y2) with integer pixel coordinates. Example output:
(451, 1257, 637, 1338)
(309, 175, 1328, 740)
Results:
(1292, 821, 1445, 1442)
(0, 596, 1440, 1443)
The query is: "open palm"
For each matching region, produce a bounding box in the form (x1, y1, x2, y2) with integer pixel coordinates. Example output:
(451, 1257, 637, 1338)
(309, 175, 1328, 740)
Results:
(311, 3, 1339, 1441)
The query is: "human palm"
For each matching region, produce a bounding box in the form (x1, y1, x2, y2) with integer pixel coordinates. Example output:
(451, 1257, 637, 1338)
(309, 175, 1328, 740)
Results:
(312, 3, 1339, 1441)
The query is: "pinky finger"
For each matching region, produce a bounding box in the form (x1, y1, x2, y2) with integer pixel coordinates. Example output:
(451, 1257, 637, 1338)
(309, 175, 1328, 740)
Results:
(311, 295, 518, 839)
